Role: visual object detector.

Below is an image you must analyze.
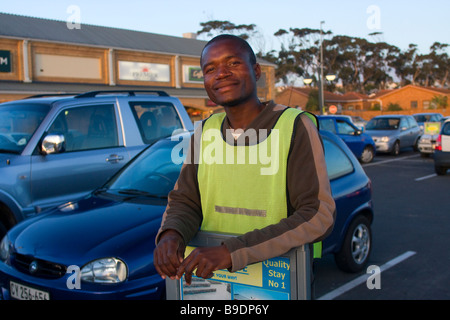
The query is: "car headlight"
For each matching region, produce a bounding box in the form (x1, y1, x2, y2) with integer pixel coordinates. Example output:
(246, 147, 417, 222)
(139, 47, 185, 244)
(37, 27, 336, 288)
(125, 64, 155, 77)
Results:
(380, 136, 390, 142)
(80, 258, 128, 283)
(0, 235, 12, 264)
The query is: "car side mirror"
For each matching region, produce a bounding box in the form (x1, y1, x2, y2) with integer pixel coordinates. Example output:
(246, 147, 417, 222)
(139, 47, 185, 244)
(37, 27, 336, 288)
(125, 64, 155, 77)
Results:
(354, 129, 362, 136)
(41, 134, 66, 155)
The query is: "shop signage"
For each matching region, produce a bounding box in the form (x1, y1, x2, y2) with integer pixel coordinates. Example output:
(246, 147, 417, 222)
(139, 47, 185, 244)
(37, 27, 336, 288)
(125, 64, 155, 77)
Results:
(0, 50, 11, 73)
(118, 61, 170, 82)
(183, 65, 203, 83)
(179, 246, 291, 300)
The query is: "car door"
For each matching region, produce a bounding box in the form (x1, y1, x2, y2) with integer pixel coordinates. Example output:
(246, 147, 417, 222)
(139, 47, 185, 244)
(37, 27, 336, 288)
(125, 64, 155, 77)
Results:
(336, 119, 364, 157)
(30, 103, 131, 212)
(398, 117, 412, 147)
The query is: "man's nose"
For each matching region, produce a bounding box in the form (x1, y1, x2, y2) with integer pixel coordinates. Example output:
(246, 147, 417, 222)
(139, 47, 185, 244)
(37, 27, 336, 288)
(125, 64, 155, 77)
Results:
(215, 64, 232, 79)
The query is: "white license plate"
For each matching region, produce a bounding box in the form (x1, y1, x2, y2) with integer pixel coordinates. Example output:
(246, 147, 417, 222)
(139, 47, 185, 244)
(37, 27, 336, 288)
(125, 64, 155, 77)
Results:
(10, 281, 50, 300)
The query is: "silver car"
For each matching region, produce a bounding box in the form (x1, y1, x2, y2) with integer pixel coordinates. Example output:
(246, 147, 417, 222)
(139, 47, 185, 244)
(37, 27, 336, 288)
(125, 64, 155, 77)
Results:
(364, 115, 421, 156)
(0, 91, 193, 238)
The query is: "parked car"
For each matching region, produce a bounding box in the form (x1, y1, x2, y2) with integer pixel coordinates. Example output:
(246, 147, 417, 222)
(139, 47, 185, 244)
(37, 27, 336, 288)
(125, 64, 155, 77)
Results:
(0, 90, 194, 239)
(414, 114, 445, 157)
(318, 115, 376, 163)
(413, 112, 444, 134)
(434, 118, 450, 175)
(0, 130, 373, 299)
(364, 115, 421, 156)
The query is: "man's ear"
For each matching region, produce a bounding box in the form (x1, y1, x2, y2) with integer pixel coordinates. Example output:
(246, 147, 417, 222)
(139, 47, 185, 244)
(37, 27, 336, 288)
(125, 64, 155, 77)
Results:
(253, 63, 261, 81)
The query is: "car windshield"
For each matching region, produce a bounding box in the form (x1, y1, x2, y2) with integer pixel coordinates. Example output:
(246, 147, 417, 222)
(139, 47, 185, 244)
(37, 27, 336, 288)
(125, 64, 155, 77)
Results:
(104, 137, 187, 198)
(365, 118, 400, 130)
(0, 103, 50, 154)
(413, 115, 432, 123)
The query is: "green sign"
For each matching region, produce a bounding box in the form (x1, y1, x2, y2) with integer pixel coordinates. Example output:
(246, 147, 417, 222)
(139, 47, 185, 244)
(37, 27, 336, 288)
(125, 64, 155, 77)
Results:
(0, 50, 11, 73)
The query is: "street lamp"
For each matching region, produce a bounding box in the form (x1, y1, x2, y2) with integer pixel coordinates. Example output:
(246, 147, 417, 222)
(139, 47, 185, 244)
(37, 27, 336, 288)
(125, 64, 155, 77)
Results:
(318, 21, 325, 115)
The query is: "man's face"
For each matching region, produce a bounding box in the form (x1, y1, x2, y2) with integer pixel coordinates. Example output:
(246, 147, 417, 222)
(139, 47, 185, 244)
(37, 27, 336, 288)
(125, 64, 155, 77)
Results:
(201, 39, 261, 107)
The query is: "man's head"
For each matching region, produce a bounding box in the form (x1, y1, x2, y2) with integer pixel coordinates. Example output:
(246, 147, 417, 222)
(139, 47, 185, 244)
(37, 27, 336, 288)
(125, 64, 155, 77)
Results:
(200, 34, 261, 108)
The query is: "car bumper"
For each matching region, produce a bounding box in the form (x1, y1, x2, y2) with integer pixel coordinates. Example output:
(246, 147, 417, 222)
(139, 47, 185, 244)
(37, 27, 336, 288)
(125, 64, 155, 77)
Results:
(418, 143, 435, 154)
(0, 262, 165, 300)
(374, 141, 392, 152)
(434, 150, 450, 167)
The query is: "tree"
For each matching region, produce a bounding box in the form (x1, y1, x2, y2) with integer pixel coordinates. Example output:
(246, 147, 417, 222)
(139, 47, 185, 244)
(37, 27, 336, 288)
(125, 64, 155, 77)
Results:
(431, 95, 448, 109)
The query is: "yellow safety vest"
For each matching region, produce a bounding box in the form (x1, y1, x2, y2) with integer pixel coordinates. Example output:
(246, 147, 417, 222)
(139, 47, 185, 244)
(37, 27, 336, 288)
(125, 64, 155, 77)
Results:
(197, 107, 322, 258)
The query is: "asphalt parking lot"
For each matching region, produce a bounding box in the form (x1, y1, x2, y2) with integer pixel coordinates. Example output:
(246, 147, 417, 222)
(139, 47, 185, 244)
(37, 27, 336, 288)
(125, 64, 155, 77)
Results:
(314, 148, 450, 300)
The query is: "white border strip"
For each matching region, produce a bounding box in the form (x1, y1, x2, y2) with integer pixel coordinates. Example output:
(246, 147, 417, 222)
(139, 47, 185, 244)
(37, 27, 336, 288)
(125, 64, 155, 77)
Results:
(362, 154, 419, 167)
(415, 173, 437, 181)
(318, 251, 417, 300)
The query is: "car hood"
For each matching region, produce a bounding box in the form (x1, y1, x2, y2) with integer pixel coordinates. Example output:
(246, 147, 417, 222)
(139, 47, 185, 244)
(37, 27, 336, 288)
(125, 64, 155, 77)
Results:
(10, 195, 166, 267)
(364, 129, 399, 137)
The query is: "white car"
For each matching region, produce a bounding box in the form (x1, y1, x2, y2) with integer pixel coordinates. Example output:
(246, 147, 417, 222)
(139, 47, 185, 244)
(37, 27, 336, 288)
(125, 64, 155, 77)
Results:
(434, 119, 450, 175)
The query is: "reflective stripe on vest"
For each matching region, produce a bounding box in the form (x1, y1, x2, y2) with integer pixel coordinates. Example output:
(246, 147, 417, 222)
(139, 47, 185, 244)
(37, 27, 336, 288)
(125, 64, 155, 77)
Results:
(198, 107, 322, 258)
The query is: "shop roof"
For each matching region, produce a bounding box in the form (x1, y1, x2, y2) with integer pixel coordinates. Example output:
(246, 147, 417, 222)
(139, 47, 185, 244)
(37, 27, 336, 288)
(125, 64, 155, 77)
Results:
(0, 12, 207, 57)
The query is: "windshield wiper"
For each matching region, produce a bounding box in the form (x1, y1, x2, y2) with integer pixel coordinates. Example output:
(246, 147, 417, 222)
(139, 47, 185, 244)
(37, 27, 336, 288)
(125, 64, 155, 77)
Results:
(0, 149, 20, 154)
(117, 189, 167, 199)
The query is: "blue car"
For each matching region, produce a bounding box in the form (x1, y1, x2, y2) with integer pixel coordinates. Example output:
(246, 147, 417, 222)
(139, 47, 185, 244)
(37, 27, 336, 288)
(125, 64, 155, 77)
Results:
(318, 115, 376, 163)
(0, 130, 373, 300)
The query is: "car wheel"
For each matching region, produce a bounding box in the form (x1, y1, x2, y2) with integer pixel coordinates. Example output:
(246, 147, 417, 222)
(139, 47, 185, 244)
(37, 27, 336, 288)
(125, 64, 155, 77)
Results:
(435, 165, 447, 176)
(360, 146, 375, 163)
(0, 221, 7, 240)
(391, 141, 400, 156)
(335, 215, 372, 273)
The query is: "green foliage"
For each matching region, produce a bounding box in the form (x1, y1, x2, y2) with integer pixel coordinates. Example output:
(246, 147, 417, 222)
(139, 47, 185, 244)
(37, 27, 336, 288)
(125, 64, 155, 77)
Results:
(386, 103, 402, 111)
(305, 89, 320, 112)
(431, 95, 448, 109)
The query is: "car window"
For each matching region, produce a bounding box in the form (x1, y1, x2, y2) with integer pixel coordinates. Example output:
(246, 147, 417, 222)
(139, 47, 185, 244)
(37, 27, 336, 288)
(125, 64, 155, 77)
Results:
(407, 117, 417, 128)
(130, 102, 183, 144)
(366, 117, 400, 130)
(318, 118, 336, 133)
(106, 141, 184, 197)
(400, 118, 409, 129)
(48, 104, 118, 152)
(0, 103, 50, 154)
(323, 136, 354, 180)
(442, 123, 450, 135)
(336, 120, 356, 135)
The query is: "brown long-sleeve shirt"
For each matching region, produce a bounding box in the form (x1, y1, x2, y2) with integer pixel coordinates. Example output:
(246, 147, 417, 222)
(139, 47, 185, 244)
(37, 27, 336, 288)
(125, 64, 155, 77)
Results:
(156, 101, 335, 272)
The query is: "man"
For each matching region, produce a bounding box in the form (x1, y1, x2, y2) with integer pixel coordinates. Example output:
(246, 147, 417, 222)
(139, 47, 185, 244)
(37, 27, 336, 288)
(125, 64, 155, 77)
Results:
(153, 35, 335, 285)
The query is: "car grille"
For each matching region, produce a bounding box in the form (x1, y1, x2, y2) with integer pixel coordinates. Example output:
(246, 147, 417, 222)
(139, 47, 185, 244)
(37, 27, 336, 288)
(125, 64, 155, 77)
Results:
(13, 253, 67, 279)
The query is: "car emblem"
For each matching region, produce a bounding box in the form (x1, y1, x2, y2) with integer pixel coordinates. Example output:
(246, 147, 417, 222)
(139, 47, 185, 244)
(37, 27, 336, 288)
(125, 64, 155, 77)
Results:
(29, 260, 38, 274)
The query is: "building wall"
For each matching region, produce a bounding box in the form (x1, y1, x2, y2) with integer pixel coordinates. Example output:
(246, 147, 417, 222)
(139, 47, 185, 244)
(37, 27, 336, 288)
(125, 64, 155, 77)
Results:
(375, 85, 450, 112)
(0, 37, 276, 120)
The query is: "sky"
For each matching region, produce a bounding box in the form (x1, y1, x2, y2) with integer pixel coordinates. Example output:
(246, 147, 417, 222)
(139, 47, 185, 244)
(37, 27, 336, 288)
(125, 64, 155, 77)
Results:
(1, 0, 449, 55)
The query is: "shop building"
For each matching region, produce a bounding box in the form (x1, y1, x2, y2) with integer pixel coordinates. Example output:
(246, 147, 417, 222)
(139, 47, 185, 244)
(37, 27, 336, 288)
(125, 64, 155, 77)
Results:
(0, 13, 276, 121)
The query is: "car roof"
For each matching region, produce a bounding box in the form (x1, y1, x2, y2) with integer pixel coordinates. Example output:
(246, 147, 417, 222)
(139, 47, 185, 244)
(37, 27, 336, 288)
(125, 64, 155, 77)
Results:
(372, 114, 407, 118)
(1, 90, 172, 106)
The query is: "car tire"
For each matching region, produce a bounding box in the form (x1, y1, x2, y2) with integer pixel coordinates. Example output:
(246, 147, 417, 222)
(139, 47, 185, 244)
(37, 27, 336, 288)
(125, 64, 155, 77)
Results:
(360, 146, 375, 163)
(335, 215, 372, 273)
(435, 165, 447, 176)
(0, 221, 7, 240)
(391, 141, 400, 156)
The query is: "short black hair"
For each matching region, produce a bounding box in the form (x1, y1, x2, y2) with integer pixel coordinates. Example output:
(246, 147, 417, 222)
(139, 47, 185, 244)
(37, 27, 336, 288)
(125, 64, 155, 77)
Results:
(200, 34, 257, 65)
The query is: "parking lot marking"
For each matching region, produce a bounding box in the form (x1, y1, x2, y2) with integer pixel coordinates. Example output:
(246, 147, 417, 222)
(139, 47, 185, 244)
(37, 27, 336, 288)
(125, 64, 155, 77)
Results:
(362, 154, 419, 168)
(415, 173, 437, 181)
(317, 251, 417, 300)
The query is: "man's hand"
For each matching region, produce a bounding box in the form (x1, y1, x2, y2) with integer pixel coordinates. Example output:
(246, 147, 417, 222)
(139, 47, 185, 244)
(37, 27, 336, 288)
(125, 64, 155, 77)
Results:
(153, 230, 185, 280)
(176, 244, 232, 285)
